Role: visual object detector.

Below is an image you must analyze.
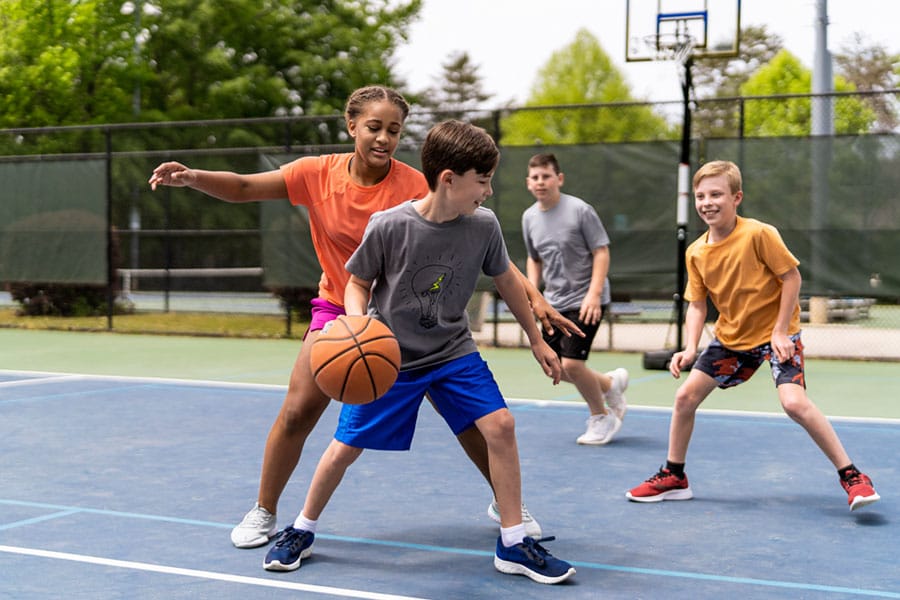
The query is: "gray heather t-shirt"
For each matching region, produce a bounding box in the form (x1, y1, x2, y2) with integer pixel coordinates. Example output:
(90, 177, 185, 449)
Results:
(346, 201, 510, 371)
(522, 193, 611, 312)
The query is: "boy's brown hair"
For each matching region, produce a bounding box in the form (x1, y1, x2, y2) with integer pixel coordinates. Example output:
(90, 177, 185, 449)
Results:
(693, 160, 742, 193)
(527, 153, 561, 174)
(421, 120, 500, 190)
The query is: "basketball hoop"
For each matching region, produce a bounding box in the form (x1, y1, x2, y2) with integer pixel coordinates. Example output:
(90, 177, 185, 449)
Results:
(642, 32, 695, 65)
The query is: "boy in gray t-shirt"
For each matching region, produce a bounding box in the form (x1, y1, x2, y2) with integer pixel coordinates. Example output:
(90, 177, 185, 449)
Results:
(265, 121, 575, 585)
(522, 153, 629, 445)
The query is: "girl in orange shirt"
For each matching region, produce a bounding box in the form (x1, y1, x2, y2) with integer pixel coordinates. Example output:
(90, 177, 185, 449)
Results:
(150, 86, 574, 549)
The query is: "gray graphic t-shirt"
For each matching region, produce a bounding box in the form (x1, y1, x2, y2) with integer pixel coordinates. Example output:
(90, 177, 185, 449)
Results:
(346, 201, 510, 370)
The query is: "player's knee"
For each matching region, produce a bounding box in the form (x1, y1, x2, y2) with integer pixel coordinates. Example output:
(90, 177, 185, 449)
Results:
(779, 389, 812, 420)
(480, 408, 516, 441)
(278, 394, 328, 437)
(328, 441, 363, 468)
(673, 385, 703, 414)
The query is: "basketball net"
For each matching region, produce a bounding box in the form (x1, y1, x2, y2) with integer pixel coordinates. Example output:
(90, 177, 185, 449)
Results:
(643, 32, 694, 63)
(643, 33, 695, 87)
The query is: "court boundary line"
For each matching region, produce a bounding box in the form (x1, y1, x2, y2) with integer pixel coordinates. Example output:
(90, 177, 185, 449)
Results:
(1, 499, 897, 598)
(2, 368, 899, 425)
(0, 545, 432, 600)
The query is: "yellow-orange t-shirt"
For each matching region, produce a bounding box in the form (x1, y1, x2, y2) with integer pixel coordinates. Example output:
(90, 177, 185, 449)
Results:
(684, 216, 800, 350)
(280, 154, 428, 306)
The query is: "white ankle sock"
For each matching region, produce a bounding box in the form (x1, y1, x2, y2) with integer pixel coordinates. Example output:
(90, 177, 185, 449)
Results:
(293, 513, 318, 533)
(500, 523, 526, 547)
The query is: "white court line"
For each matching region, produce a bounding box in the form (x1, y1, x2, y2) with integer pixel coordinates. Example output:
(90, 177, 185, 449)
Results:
(0, 545, 431, 600)
(2, 369, 898, 425)
(0, 374, 86, 389)
(0, 368, 286, 392)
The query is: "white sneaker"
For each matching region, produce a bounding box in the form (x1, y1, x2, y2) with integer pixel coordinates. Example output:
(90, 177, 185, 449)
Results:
(231, 503, 277, 549)
(604, 368, 629, 420)
(487, 500, 543, 538)
(576, 413, 622, 445)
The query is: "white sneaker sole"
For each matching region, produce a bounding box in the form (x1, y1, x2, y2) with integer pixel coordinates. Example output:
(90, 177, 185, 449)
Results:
(232, 530, 276, 549)
(576, 416, 623, 445)
(494, 556, 576, 584)
(626, 487, 694, 502)
(263, 546, 313, 571)
(850, 492, 880, 511)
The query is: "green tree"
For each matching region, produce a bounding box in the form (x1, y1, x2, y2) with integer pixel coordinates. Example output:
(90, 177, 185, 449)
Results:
(500, 29, 672, 145)
(691, 25, 784, 138)
(740, 50, 875, 136)
(0, 0, 422, 130)
(407, 50, 495, 143)
(418, 51, 492, 118)
(0, 0, 140, 128)
(834, 33, 900, 131)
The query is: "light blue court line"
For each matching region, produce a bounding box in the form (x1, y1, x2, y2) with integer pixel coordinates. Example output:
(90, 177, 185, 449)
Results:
(2, 498, 896, 598)
(0, 509, 81, 531)
(0, 499, 230, 530)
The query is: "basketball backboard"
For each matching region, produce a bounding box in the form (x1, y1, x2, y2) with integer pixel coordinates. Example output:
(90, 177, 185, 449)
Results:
(626, 0, 741, 62)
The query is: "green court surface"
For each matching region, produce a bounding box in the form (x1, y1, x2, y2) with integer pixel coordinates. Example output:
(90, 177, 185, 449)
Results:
(2, 328, 897, 420)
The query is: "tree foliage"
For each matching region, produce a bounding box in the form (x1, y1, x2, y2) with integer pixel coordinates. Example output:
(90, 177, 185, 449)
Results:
(0, 0, 139, 127)
(833, 33, 900, 131)
(740, 50, 875, 136)
(0, 0, 423, 129)
(499, 29, 672, 145)
(417, 51, 492, 118)
(691, 25, 784, 138)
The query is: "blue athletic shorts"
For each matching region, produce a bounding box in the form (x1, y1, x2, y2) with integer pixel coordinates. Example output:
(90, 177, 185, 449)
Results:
(334, 352, 507, 451)
(692, 333, 806, 389)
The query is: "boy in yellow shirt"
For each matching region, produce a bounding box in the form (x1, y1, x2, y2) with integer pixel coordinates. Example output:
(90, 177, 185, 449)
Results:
(626, 160, 879, 512)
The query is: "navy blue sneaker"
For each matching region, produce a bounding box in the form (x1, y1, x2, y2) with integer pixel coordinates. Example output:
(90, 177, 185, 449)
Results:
(494, 536, 575, 584)
(263, 526, 314, 571)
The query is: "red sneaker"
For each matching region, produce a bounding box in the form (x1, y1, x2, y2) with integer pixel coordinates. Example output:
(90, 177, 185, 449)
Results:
(626, 467, 693, 502)
(840, 469, 880, 511)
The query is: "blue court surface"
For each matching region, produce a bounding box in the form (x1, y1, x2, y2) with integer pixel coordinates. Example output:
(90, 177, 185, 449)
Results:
(1, 369, 897, 599)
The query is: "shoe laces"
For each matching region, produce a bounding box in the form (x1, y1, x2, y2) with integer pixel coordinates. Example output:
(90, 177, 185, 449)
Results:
(243, 506, 272, 527)
(842, 469, 867, 487)
(648, 467, 675, 483)
(273, 527, 309, 551)
(519, 536, 556, 567)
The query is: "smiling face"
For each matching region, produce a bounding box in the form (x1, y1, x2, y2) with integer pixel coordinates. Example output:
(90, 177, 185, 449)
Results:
(447, 168, 495, 216)
(694, 173, 743, 240)
(347, 98, 405, 174)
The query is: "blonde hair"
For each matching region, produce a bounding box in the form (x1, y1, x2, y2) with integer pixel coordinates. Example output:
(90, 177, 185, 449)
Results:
(693, 160, 742, 193)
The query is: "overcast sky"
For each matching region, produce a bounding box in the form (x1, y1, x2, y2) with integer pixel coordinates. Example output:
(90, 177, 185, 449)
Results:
(392, 0, 900, 105)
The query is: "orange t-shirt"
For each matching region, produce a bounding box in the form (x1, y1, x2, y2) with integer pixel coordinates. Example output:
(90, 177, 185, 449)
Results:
(684, 216, 800, 350)
(280, 154, 428, 306)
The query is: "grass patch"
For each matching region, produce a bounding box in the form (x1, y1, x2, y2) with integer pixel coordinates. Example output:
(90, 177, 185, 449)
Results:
(0, 308, 306, 339)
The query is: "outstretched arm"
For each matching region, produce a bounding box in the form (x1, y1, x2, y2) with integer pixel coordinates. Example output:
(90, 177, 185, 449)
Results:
(507, 261, 584, 338)
(148, 161, 288, 203)
(494, 268, 561, 384)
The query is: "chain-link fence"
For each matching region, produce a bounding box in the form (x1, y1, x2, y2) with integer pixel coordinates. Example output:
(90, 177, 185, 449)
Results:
(1, 91, 898, 359)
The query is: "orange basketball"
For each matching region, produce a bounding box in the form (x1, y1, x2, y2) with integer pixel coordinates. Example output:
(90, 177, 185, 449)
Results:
(310, 315, 401, 404)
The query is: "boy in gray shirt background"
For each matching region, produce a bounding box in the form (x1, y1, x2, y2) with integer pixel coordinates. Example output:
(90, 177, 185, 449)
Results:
(522, 153, 629, 445)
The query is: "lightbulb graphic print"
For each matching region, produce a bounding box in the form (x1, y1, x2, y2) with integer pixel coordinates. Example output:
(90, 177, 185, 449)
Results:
(411, 264, 453, 329)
